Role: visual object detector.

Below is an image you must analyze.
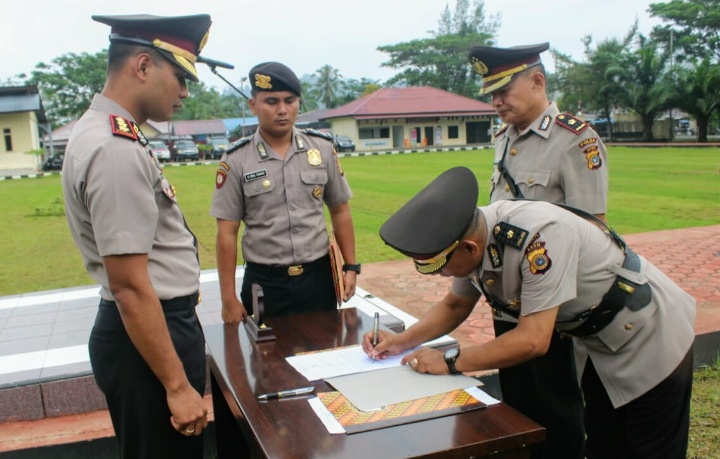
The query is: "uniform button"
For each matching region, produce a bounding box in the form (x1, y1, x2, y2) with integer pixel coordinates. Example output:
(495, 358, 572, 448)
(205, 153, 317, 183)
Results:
(624, 323, 633, 331)
(294, 251, 300, 257)
(289, 205, 296, 211)
(485, 279, 495, 287)
(292, 227, 299, 233)
(505, 184, 510, 192)
(510, 148, 518, 156)
(528, 177, 535, 184)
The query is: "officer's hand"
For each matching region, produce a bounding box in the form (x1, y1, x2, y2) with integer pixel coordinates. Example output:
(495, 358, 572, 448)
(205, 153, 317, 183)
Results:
(362, 329, 405, 360)
(342, 271, 357, 301)
(168, 384, 208, 437)
(402, 348, 447, 375)
(221, 297, 248, 324)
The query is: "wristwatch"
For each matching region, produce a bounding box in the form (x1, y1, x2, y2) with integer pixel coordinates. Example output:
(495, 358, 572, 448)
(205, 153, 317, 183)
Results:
(444, 347, 461, 375)
(342, 263, 361, 274)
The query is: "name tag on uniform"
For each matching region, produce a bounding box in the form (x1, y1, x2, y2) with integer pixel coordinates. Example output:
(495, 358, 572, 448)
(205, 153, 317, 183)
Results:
(244, 169, 268, 182)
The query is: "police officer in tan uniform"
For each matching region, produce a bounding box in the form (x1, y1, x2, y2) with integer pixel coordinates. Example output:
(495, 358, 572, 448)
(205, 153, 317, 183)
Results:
(62, 14, 227, 459)
(463, 42, 610, 459)
(211, 62, 359, 323)
(365, 167, 695, 459)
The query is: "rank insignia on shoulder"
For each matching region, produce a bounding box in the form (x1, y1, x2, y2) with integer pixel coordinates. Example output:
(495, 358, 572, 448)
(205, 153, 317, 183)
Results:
(525, 241, 552, 275)
(555, 113, 588, 134)
(302, 128, 333, 141)
(487, 244, 503, 268)
(110, 115, 137, 141)
(492, 222, 529, 249)
(224, 136, 251, 155)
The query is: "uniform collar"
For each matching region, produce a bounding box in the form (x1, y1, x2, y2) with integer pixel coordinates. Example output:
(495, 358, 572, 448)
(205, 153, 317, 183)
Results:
(91, 93, 136, 121)
(506, 101, 559, 140)
(253, 127, 302, 161)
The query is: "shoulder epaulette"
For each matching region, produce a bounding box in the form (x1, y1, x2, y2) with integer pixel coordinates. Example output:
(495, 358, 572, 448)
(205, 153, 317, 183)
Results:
(302, 128, 333, 141)
(109, 115, 138, 141)
(494, 124, 509, 136)
(224, 136, 252, 155)
(492, 222, 530, 249)
(555, 113, 589, 134)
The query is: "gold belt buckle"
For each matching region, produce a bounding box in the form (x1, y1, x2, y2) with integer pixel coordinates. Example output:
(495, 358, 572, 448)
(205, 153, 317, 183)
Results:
(288, 265, 304, 276)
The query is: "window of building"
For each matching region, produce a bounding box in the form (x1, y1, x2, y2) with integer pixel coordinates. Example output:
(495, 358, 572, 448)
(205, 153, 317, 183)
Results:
(358, 127, 390, 139)
(448, 126, 459, 139)
(3, 128, 12, 152)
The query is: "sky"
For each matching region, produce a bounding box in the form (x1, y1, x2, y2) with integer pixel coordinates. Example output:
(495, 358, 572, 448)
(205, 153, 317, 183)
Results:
(1, 0, 662, 91)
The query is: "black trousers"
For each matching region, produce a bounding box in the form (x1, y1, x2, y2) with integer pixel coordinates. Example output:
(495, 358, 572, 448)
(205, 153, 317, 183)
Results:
(582, 346, 693, 459)
(494, 320, 585, 459)
(241, 255, 337, 317)
(89, 297, 206, 459)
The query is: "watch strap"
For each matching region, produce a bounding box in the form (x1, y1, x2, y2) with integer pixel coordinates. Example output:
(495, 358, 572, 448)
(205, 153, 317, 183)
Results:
(342, 263, 361, 274)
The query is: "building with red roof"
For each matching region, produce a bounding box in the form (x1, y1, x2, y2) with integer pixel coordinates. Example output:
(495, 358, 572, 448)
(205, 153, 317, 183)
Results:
(320, 86, 495, 151)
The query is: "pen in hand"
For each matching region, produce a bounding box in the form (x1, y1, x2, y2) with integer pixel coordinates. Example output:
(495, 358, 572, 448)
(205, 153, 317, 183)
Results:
(370, 312, 380, 361)
(257, 386, 315, 401)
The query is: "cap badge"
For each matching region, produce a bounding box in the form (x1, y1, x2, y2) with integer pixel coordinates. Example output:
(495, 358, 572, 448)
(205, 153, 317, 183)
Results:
(307, 149, 322, 166)
(470, 57, 488, 75)
(255, 74, 272, 89)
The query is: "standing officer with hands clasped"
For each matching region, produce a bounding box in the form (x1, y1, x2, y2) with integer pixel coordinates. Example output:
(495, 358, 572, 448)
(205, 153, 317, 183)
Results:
(463, 42, 610, 459)
(211, 61, 359, 323)
(62, 14, 227, 458)
(364, 167, 695, 459)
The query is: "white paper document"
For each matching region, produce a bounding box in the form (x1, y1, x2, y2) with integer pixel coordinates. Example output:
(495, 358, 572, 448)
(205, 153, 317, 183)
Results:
(286, 345, 413, 381)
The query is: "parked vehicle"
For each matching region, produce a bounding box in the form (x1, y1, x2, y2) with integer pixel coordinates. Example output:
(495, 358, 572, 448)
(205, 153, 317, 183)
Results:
(173, 140, 199, 161)
(209, 136, 231, 159)
(334, 135, 355, 152)
(148, 141, 171, 162)
(41, 153, 64, 171)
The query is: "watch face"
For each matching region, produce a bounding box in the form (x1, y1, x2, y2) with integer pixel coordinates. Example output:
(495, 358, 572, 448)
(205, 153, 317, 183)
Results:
(445, 348, 459, 360)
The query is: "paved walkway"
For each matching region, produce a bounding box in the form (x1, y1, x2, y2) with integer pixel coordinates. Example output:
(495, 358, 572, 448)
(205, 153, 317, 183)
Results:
(0, 224, 719, 453)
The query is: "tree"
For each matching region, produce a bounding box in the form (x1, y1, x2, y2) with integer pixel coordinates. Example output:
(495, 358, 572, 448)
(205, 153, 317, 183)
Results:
(313, 65, 344, 108)
(28, 51, 108, 127)
(378, 0, 498, 97)
(669, 59, 720, 141)
(175, 82, 242, 120)
(649, 0, 720, 63)
(554, 26, 637, 141)
(616, 34, 673, 141)
(336, 78, 382, 105)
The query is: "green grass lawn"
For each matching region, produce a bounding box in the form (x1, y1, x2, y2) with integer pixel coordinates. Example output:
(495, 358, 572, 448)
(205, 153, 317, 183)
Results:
(1, 146, 718, 296)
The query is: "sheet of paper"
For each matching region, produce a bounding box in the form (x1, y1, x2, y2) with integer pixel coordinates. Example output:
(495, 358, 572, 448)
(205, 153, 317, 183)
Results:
(325, 365, 482, 412)
(286, 345, 413, 381)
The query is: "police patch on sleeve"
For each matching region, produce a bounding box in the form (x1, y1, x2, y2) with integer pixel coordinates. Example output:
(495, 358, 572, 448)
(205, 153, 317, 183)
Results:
(216, 161, 230, 189)
(583, 145, 602, 170)
(525, 238, 552, 275)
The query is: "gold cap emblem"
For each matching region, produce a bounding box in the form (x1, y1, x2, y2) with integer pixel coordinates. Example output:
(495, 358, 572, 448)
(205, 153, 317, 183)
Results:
(255, 74, 272, 89)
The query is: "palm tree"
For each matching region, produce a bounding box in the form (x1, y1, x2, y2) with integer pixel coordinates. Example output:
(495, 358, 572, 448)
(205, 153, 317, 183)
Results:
(313, 65, 343, 108)
(670, 60, 720, 142)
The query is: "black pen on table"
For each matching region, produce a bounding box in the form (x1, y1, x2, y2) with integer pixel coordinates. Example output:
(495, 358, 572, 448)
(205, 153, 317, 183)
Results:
(257, 386, 315, 401)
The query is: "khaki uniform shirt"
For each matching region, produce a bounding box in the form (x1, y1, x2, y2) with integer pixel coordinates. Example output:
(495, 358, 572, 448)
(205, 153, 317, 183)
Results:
(62, 94, 200, 301)
(452, 200, 696, 407)
(210, 128, 352, 265)
(491, 102, 608, 214)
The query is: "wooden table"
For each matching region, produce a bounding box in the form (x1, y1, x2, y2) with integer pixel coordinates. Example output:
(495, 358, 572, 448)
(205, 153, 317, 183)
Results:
(206, 308, 545, 459)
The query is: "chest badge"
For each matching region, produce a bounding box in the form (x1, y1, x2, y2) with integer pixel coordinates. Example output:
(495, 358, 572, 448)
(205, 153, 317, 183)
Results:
(262, 179, 271, 189)
(308, 149, 322, 166)
(312, 186, 323, 198)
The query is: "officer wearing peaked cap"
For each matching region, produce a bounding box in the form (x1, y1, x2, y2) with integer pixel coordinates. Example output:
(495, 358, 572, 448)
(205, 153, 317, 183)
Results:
(367, 167, 695, 459)
(61, 14, 229, 458)
(211, 61, 359, 323)
(469, 42, 610, 459)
